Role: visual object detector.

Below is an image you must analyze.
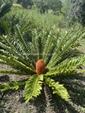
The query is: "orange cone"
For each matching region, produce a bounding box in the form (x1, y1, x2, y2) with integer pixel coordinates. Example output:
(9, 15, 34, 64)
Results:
(36, 59, 45, 75)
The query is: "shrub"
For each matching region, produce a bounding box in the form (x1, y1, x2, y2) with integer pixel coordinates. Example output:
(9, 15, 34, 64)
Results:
(0, 24, 85, 110)
(0, 6, 66, 36)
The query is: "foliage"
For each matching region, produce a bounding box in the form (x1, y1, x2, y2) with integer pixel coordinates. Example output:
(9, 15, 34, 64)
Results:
(1, 0, 62, 13)
(17, 0, 33, 9)
(0, 7, 29, 33)
(79, 1, 85, 26)
(45, 77, 70, 101)
(25, 74, 43, 102)
(0, 7, 66, 37)
(65, 0, 84, 26)
(48, 0, 62, 13)
(0, 1, 85, 112)
(12, 3, 23, 9)
(0, 7, 38, 36)
(1, 0, 85, 28)
(0, 1, 11, 18)
(32, 0, 62, 13)
(0, 24, 85, 109)
(0, 1, 12, 34)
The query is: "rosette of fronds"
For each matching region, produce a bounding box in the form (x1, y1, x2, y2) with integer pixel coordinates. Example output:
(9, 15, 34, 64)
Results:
(0, 25, 85, 104)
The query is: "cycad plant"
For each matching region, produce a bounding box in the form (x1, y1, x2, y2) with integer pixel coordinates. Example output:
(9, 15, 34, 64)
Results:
(0, 25, 85, 105)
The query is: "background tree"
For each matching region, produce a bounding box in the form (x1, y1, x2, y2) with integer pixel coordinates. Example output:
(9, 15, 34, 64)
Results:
(0, 0, 12, 34)
(0, 0, 12, 18)
(65, 0, 84, 27)
(78, 0, 85, 26)
(48, 0, 62, 13)
(17, 0, 33, 8)
(32, 0, 62, 13)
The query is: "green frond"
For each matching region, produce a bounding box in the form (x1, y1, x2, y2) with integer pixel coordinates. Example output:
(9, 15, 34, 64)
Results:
(48, 35, 68, 63)
(0, 69, 27, 75)
(46, 55, 85, 76)
(15, 25, 29, 52)
(0, 80, 26, 92)
(45, 44, 56, 65)
(1, 33, 34, 68)
(0, 54, 35, 75)
(76, 69, 85, 74)
(37, 36, 43, 59)
(32, 30, 39, 62)
(1, 21, 11, 35)
(42, 31, 55, 63)
(32, 29, 43, 61)
(47, 29, 85, 68)
(45, 77, 70, 102)
(24, 74, 43, 103)
(0, 42, 28, 65)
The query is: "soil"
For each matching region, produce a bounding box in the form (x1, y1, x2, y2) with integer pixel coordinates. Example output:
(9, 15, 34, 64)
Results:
(0, 64, 85, 113)
(0, 65, 37, 113)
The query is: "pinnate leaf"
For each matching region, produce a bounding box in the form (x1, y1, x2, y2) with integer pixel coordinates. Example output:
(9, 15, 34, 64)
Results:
(24, 74, 43, 103)
(45, 77, 70, 102)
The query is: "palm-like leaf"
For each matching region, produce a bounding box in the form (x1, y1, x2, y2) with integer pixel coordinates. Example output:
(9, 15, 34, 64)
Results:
(25, 74, 43, 102)
(0, 80, 26, 91)
(46, 55, 85, 76)
(0, 25, 85, 103)
(45, 77, 70, 101)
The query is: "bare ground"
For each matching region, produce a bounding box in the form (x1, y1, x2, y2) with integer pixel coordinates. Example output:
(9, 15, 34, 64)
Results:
(0, 66, 85, 113)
